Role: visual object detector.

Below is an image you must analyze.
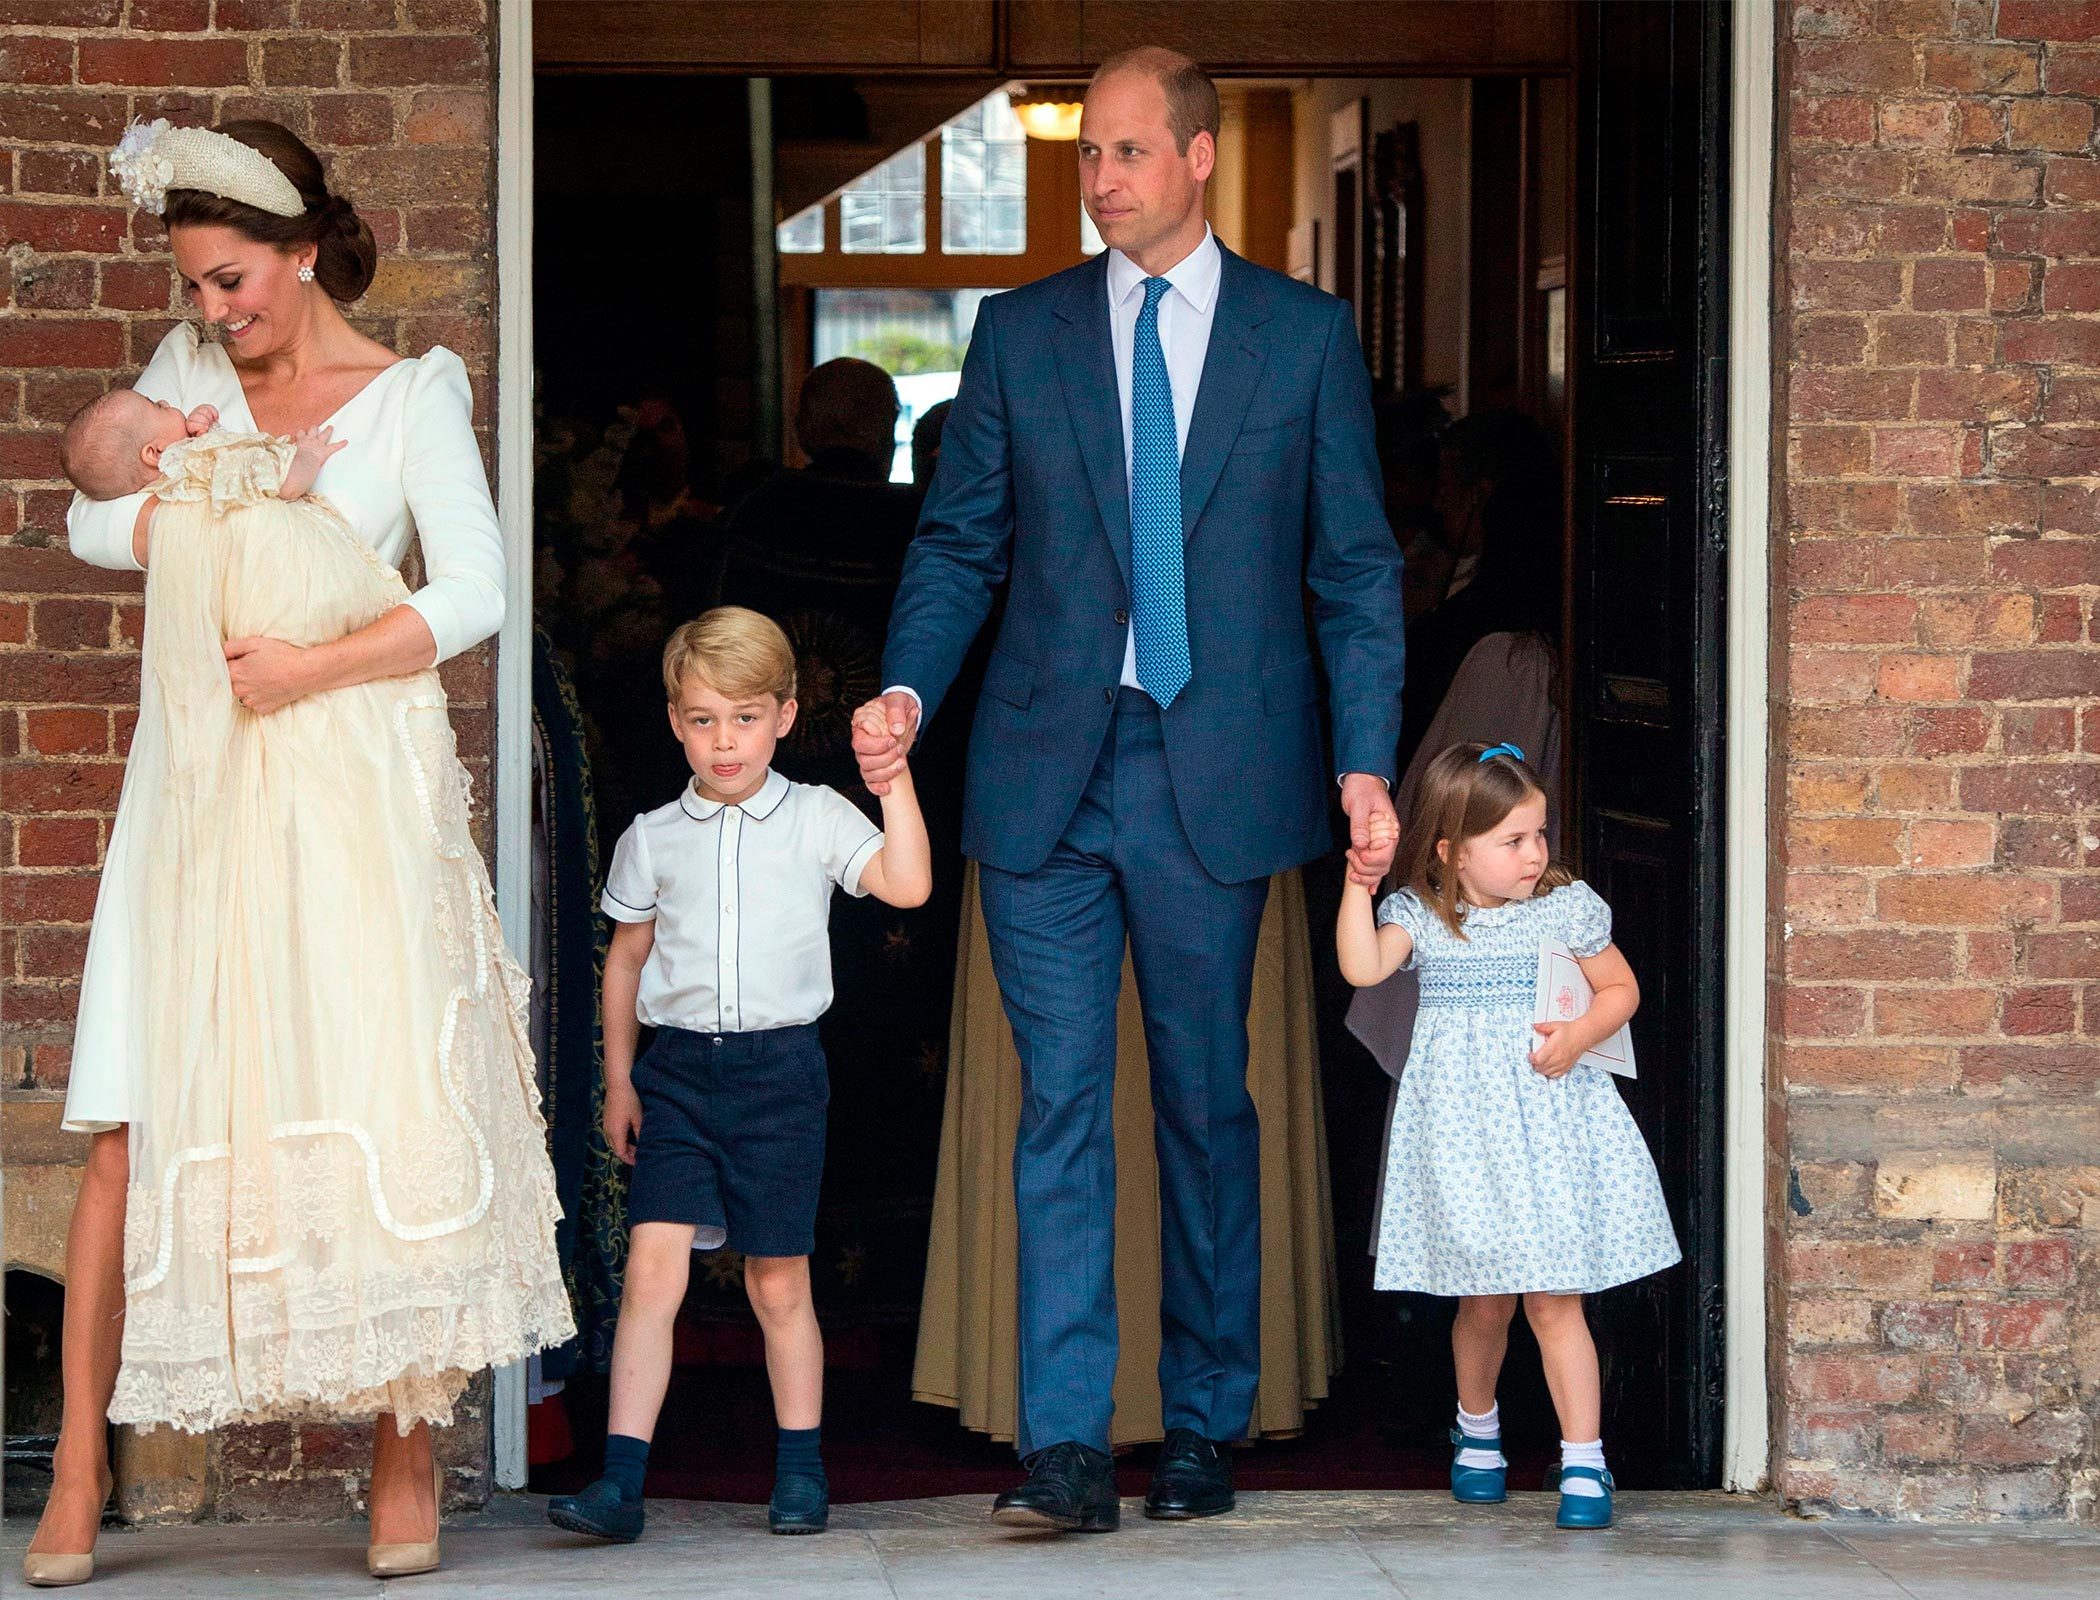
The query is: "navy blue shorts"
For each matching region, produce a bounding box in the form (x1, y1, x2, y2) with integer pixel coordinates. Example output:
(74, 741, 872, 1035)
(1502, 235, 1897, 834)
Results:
(625, 1022, 828, 1258)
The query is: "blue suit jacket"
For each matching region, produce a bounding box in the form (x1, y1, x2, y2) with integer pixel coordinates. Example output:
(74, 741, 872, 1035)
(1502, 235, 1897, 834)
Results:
(883, 246, 1405, 885)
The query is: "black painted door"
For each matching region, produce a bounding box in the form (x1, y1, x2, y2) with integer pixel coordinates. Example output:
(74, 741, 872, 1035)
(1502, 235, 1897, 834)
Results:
(1569, 0, 1731, 1488)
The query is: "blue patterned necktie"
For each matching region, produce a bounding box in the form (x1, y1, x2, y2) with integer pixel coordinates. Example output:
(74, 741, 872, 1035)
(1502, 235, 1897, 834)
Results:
(1130, 275, 1191, 708)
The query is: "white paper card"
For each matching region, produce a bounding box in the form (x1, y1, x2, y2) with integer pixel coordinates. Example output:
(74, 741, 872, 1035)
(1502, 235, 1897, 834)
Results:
(1533, 941, 1636, 1078)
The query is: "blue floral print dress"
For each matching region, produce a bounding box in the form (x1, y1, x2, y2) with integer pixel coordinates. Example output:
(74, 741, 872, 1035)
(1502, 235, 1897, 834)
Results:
(1371, 880, 1681, 1296)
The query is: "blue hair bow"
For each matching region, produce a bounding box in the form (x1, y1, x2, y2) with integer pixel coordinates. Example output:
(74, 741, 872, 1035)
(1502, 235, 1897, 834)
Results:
(1477, 742, 1526, 764)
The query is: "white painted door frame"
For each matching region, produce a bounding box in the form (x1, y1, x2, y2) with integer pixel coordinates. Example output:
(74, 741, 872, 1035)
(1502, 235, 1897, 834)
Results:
(484, 0, 1779, 1496)
(490, 0, 534, 1492)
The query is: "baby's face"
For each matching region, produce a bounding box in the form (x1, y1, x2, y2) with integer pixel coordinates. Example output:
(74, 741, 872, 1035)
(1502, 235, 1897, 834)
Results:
(121, 393, 194, 457)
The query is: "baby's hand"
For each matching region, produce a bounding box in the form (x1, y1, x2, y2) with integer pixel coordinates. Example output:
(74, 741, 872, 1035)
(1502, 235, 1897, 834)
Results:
(183, 403, 218, 437)
(280, 424, 347, 499)
(1528, 1021, 1581, 1079)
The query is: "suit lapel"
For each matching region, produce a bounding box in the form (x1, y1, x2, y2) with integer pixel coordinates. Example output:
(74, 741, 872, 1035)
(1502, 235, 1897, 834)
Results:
(1179, 246, 1271, 544)
(1052, 257, 1133, 590)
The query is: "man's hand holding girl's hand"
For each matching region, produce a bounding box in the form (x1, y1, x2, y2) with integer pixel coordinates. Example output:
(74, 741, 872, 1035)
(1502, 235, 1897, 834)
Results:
(1345, 794, 1400, 891)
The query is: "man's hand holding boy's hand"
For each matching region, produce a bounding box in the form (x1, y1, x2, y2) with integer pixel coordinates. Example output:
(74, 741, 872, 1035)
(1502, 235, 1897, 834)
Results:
(602, 1076, 642, 1165)
(852, 692, 920, 795)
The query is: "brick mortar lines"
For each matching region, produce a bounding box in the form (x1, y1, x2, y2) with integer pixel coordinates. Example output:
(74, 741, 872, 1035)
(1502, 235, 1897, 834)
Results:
(1776, 0, 2100, 1523)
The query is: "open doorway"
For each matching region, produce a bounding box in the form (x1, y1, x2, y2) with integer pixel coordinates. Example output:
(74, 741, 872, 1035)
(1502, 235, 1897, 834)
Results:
(522, 2, 1729, 1502)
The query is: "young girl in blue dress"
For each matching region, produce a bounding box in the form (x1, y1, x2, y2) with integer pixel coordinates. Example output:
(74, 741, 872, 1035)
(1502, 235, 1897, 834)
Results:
(1337, 742, 1680, 1529)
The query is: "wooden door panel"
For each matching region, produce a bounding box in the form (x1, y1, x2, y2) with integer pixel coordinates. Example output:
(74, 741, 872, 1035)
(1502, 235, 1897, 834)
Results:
(1571, 0, 1729, 1489)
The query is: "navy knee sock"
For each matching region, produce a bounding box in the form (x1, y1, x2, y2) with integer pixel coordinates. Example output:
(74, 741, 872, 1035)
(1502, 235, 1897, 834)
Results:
(776, 1426, 824, 1484)
(602, 1434, 650, 1502)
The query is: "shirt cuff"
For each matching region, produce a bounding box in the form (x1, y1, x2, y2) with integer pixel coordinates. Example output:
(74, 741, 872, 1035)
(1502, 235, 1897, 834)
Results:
(841, 831, 885, 898)
(881, 684, 923, 715)
(1338, 772, 1392, 789)
(598, 889, 657, 924)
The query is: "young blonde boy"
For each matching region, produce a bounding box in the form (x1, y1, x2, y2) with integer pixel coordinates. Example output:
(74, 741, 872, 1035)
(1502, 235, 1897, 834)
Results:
(550, 606, 930, 1542)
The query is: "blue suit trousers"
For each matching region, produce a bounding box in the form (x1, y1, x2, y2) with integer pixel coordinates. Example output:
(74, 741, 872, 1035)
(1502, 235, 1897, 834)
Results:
(978, 689, 1270, 1456)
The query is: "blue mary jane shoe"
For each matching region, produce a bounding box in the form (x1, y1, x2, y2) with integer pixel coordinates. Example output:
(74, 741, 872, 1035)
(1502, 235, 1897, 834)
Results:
(1448, 1428, 1508, 1504)
(1553, 1464, 1614, 1528)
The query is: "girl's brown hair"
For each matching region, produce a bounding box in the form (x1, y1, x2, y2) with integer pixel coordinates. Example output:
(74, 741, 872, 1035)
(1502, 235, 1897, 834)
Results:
(1395, 742, 1572, 936)
(161, 121, 377, 302)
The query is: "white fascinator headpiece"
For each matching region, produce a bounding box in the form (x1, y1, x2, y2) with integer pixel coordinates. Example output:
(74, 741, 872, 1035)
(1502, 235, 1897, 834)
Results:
(110, 119, 305, 219)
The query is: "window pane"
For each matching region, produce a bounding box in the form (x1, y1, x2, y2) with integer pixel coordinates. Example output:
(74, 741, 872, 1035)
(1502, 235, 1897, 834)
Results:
(943, 198, 983, 252)
(776, 205, 823, 254)
(985, 197, 1025, 254)
(886, 194, 924, 252)
(841, 143, 925, 254)
(941, 90, 1027, 255)
(985, 140, 1025, 195)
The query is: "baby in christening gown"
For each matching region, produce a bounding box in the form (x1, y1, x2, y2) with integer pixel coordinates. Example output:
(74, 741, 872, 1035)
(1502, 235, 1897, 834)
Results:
(60, 393, 573, 1435)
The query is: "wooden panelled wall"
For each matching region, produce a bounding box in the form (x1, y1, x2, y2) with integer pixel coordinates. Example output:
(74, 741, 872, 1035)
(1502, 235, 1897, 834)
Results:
(535, 1, 1575, 75)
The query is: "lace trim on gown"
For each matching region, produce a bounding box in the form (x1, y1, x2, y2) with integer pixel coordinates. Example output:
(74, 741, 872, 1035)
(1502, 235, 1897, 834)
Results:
(108, 450, 573, 1436)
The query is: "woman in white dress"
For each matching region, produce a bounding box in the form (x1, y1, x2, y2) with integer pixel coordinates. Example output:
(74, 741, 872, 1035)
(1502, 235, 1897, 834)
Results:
(26, 120, 571, 1587)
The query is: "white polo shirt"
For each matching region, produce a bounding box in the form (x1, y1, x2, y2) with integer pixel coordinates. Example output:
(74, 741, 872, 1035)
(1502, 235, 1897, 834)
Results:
(600, 769, 884, 1034)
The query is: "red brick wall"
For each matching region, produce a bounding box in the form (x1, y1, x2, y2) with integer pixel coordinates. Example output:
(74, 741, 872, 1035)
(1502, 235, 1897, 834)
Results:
(1778, 0, 2099, 1520)
(2, 0, 500, 1518)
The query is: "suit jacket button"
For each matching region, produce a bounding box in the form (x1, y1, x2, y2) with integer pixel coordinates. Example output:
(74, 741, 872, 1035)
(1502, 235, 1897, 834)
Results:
(1114, 608, 1129, 625)
(1102, 687, 1114, 703)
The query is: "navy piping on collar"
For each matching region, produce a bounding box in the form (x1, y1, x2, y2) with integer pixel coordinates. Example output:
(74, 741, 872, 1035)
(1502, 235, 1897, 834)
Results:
(679, 769, 791, 823)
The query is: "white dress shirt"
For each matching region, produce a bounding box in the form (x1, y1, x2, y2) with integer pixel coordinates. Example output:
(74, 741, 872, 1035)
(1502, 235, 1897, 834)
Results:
(601, 769, 884, 1034)
(1107, 226, 1220, 686)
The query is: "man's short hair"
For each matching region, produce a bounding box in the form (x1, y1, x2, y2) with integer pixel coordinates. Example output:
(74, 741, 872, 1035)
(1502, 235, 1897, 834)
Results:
(662, 605, 798, 704)
(1089, 47, 1220, 155)
(794, 357, 899, 465)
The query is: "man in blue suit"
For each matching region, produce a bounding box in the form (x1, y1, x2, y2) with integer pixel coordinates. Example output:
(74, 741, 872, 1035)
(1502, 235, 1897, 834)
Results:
(855, 47, 1404, 1531)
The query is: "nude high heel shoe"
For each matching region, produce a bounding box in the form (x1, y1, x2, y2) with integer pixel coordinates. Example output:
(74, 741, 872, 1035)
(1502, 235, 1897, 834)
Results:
(21, 1467, 113, 1588)
(366, 1450, 443, 1578)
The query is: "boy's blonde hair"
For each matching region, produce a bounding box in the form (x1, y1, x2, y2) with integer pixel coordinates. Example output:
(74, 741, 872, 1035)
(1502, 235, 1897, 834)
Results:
(1396, 742, 1573, 937)
(661, 606, 797, 704)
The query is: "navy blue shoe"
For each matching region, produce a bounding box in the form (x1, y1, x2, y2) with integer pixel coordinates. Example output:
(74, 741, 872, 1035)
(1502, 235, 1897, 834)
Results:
(1553, 1464, 1614, 1529)
(547, 1477, 645, 1543)
(1448, 1428, 1507, 1504)
(769, 1472, 829, 1535)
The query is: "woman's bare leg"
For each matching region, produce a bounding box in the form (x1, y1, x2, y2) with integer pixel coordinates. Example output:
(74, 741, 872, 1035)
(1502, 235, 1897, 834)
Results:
(367, 1417, 437, 1546)
(27, 1128, 128, 1558)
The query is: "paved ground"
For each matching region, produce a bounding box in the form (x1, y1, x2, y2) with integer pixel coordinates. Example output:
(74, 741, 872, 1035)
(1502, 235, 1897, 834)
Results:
(8, 1491, 2100, 1598)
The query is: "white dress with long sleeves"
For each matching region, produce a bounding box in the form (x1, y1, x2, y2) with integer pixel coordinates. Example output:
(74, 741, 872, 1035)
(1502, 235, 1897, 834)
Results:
(78, 420, 569, 1434)
(63, 323, 506, 1132)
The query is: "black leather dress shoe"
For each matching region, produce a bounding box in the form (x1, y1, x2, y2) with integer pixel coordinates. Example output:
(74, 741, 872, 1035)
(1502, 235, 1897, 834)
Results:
(1143, 1429, 1235, 1520)
(990, 1441, 1120, 1532)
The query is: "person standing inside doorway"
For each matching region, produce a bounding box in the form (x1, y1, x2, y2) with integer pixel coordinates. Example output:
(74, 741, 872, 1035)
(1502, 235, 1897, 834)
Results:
(853, 48, 1404, 1531)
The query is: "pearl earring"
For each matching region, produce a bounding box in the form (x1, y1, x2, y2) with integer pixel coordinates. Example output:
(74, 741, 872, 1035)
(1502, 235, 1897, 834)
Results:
(297, 265, 315, 283)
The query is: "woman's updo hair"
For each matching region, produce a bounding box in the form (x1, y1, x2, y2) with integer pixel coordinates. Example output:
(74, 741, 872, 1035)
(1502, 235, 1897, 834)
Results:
(160, 121, 377, 302)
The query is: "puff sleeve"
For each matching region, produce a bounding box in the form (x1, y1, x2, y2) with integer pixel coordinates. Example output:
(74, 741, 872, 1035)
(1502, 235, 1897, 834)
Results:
(1557, 880, 1614, 959)
(397, 346, 506, 665)
(1374, 888, 1429, 969)
(65, 324, 201, 571)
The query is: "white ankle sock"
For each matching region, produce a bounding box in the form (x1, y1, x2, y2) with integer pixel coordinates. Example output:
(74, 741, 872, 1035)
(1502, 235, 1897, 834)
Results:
(1455, 1404, 1503, 1470)
(1560, 1438, 1607, 1496)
